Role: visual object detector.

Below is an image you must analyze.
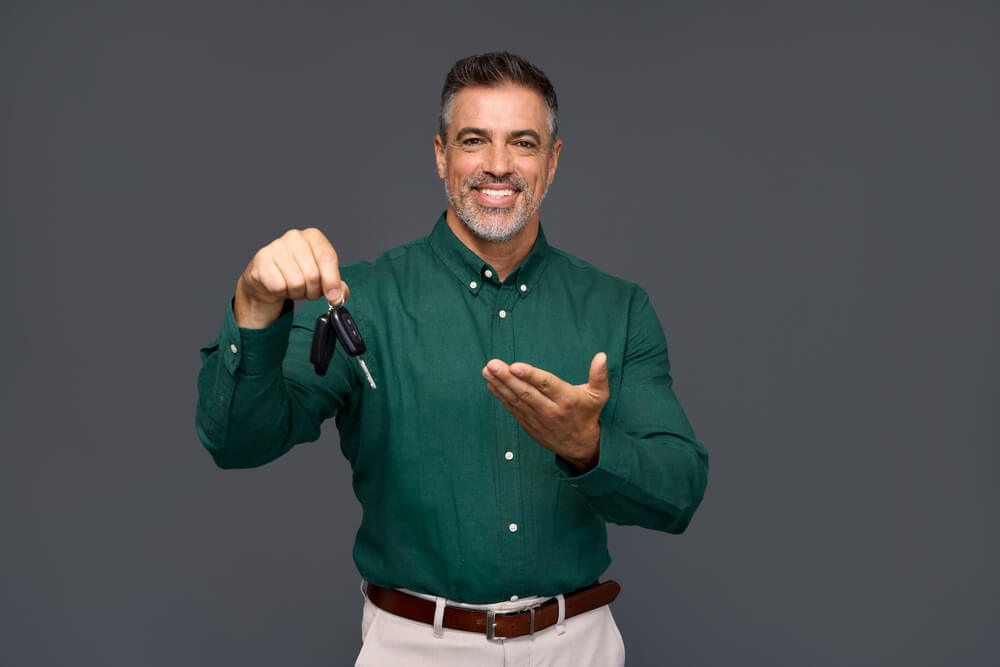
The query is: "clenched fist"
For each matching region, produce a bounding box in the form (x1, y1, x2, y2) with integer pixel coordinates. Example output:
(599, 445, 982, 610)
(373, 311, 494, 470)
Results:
(233, 228, 349, 329)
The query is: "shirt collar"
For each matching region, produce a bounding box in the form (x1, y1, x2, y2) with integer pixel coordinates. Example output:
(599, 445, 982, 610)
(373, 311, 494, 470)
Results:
(427, 212, 551, 298)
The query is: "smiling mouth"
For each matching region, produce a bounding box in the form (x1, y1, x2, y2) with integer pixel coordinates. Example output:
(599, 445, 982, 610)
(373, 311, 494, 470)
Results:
(478, 188, 516, 198)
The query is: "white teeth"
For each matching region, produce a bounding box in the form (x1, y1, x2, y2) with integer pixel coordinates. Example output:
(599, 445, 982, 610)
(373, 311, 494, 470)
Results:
(481, 188, 514, 197)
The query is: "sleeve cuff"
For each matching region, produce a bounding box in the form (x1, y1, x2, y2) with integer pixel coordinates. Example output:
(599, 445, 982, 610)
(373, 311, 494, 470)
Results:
(219, 299, 294, 375)
(556, 419, 635, 497)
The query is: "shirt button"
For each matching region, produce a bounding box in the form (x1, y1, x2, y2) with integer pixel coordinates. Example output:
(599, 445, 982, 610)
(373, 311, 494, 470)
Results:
(229, 344, 238, 354)
(498, 310, 507, 319)
(508, 523, 518, 533)
(504, 451, 514, 461)
(519, 284, 527, 293)
(510, 595, 519, 601)
(469, 281, 478, 289)
(484, 269, 494, 279)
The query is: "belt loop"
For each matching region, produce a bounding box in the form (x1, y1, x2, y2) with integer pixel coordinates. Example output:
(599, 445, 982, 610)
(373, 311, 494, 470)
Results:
(432, 596, 446, 638)
(555, 594, 566, 635)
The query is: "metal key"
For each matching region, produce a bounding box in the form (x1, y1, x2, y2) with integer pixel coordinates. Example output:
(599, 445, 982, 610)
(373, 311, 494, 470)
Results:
(310, 299, 377, 389)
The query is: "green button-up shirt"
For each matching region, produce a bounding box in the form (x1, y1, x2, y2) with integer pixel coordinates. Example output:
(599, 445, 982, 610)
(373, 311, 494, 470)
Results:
(196, 214, 708, 603)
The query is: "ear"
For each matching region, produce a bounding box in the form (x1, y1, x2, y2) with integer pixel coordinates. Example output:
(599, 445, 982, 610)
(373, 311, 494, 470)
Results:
(434, 134, 447, 179)
(547, 138, 563, 185)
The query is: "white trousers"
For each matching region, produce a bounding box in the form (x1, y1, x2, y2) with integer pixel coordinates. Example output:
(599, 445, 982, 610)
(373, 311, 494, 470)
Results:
(354, 596, 626, 666)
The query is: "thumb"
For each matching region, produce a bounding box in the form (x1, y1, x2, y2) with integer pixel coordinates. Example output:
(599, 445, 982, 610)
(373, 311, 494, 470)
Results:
(587, 352, 609, 398)
(327, 280, 350, 305)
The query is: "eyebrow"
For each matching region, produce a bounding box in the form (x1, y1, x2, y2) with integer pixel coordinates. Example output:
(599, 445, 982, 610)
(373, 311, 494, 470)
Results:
(455, 127, 543, 143)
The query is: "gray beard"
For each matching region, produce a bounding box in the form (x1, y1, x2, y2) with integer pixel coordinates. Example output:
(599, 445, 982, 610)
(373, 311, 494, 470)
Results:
(443, 179, 547, 243)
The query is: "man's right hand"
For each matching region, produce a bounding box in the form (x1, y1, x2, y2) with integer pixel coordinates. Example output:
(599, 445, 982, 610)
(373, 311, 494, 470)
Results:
(233, 228, 348, 329)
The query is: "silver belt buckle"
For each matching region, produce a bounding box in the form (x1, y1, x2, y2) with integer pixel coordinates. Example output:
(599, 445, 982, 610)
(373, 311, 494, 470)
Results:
(486, 606, 537, 641)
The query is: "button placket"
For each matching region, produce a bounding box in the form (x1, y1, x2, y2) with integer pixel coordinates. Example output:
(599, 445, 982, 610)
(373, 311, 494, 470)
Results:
(493, 282, 520, 321)
(490, 280, 523, 578)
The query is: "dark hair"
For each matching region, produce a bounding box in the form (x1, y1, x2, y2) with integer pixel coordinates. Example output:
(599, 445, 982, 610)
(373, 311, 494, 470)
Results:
(439, 52, 559, 144)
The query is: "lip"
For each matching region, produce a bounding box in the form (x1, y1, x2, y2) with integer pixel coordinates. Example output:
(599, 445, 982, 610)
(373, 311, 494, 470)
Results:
(473, 186, 519, 207)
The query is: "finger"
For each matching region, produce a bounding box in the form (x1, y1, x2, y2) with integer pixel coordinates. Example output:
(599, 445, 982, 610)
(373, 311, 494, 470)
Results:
(269, 241, 307, 300)
(508, 362, 571, 401)
(483, 359, 555, 412)
(301, 228, 342, 303)
(486, 375, 532, 412)
(249, 257, 288, 300)
(486, 380, 517, 411)
(485, 381, 536, 426)
(586, 352, 610, 399)
(482, 358, 509, 378)
(282, 231, 323, 300)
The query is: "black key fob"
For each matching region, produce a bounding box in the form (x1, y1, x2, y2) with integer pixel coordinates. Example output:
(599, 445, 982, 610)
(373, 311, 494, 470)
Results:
(329, 305, 366, 357)
(310, 311, 335, 376)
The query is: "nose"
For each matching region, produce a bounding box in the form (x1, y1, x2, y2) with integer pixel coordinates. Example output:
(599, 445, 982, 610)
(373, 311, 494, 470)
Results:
(482, 142, 514, 179)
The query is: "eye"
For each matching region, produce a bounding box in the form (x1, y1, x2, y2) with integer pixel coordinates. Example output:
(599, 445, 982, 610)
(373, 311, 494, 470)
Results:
(462, 137, 484, 145)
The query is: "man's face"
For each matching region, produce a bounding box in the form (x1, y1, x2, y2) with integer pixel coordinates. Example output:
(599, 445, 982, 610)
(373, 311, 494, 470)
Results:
(435, 84, 562, 243)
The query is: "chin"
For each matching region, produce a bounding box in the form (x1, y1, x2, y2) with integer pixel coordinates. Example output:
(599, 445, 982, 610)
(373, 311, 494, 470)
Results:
(461, 214, 528, 243)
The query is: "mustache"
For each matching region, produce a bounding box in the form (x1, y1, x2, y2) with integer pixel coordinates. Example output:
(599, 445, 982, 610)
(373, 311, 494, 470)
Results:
(466, 173, 528, 191)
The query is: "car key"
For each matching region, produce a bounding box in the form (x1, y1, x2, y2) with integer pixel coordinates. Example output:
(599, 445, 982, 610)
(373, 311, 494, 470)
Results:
(310, 299, 377, 389)
(309, 308, 336, 376)
(328, 302, 377, 389)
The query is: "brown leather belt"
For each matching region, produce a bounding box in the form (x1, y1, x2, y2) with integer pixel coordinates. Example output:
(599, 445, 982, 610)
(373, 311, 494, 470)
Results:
(364, 580, 621, 640)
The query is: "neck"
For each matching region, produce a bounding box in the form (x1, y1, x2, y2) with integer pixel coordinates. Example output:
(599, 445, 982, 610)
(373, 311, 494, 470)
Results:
(445, 208, 539, 282)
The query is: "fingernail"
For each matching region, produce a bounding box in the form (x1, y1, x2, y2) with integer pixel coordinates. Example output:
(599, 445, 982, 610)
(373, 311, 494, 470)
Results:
(510, 365, 524, 377)
(487, 361, 503, 374)
(327, 287, 341, 302)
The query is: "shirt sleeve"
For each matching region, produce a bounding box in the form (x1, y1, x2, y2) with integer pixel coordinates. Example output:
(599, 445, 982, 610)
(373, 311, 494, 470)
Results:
(556, 289, 709, 534)
(195, 299, 355, 468)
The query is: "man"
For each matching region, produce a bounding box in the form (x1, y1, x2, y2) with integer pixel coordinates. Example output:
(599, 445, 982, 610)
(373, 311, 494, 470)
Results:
(197, 52, 708, 666)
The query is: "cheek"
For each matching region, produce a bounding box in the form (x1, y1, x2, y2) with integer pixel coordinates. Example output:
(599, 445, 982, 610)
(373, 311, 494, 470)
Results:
(527, 166, 548, 189)
(445, 158, 476, 184)
(519, 158, 548, 184)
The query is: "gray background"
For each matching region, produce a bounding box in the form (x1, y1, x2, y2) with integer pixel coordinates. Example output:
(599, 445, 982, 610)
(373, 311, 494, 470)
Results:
(1, 0, 995, 665)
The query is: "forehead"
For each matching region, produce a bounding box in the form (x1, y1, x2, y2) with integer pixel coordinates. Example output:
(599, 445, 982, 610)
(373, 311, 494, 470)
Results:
(447, 84, 550, 136)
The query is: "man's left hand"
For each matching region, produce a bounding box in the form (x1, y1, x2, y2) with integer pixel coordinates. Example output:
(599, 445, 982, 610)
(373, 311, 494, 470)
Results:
(482, 353, 609, 474)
